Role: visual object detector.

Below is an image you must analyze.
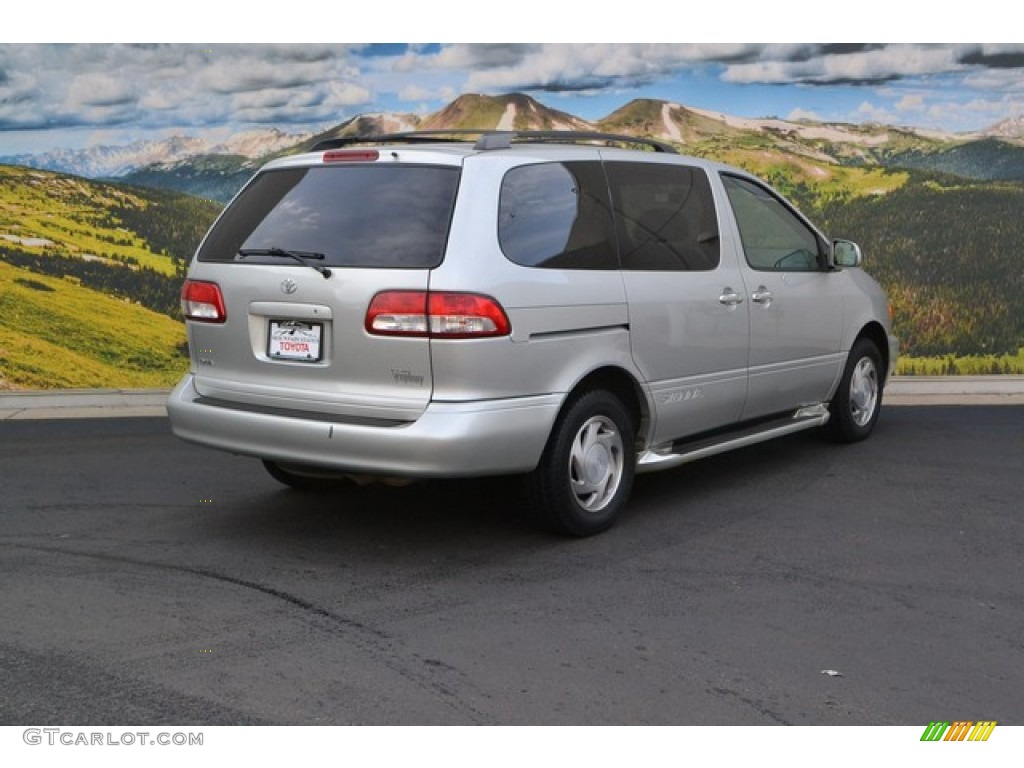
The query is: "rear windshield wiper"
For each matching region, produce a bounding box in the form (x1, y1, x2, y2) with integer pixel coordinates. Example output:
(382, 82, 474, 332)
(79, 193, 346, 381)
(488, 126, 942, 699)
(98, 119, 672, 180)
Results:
(238, 247, 332, 278)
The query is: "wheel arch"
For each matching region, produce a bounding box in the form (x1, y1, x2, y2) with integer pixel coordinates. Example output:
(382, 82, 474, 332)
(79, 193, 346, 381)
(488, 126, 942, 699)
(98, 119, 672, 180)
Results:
(560, 365, 651, 450)
(853, 321, 892, 386)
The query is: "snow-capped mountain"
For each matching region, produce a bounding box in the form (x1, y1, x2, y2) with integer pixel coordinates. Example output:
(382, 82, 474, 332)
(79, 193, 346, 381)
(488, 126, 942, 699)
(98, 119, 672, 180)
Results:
(982, 115, 1024, 141)
(1, 128, 312, 178)
(208, 128, 314, 158)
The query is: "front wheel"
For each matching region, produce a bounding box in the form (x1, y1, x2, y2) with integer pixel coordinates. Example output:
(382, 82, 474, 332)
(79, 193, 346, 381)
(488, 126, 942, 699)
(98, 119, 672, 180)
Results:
(524, 390, 636, 537)
(825, 338, 884, 443)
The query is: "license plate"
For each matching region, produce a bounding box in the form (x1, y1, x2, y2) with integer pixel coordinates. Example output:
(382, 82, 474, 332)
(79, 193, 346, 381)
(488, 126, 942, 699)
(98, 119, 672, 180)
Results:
(268, 320, 322, 362)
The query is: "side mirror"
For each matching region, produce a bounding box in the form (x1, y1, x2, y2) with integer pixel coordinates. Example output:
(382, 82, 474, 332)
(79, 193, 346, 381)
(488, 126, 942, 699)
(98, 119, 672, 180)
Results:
(832, 239, 863, 268)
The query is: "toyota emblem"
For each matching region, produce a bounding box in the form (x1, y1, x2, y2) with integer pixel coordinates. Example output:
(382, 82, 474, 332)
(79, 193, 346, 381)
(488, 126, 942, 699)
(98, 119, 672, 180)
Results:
(280, 278, 298, 295)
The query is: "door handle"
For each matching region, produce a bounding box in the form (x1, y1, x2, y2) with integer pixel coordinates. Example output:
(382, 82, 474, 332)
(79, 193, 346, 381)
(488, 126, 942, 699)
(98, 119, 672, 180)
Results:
(719, 288, 744, 306)
(751, 286, 774, 306)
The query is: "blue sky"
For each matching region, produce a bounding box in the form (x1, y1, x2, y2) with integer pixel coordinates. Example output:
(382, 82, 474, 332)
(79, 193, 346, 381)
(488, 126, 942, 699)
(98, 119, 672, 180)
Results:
(2, 40, 1023, 154)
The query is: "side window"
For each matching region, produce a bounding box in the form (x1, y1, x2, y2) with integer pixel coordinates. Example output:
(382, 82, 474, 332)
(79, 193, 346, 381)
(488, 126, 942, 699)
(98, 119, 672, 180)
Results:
(498, 161, 617, 269)
(721, 174, 825, 271)
(606, 162, 720, 271)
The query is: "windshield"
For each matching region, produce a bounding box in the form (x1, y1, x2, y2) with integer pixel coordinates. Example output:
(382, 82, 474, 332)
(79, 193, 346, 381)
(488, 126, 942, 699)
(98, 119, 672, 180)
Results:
(197, 164, 460, 269)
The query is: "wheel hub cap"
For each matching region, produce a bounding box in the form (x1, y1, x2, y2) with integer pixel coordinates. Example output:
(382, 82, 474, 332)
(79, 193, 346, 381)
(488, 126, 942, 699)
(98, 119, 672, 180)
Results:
(584, 444, 611, 484)
(850, 357, 879, 427)
(569, 415, 624, 513)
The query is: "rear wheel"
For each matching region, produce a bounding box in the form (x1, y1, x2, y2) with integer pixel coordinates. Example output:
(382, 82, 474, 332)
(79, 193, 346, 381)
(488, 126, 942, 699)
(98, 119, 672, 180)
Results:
(524, 390, 636, 537)
(262, 460, 350, 492)
(825, 338, 883, 443)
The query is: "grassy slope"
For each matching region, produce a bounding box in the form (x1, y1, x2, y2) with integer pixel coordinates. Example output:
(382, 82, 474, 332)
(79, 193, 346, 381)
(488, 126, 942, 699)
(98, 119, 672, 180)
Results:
(0, 165, 208, 389)
(419, 94, 508, 130)
(897, 349, 1024, 375)
(0, 261, 187, 389)
(0, 165, 178, 275)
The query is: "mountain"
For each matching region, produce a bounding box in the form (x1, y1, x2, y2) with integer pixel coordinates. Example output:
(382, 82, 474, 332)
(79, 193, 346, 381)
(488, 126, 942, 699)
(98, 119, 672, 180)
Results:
(0, 128, 311, 179)
(596, 98, 1024, 188)
(210, 128, 313, 157)
(121, 154, 257, 204)
(2, 136, 206, 178)
(14, 93, 1024, 199)
(295, 112, 422, 151)
(982, 115, 1024, 142)
(419, 92, 592, 132)
(598, 99, 739, 143)
(117, 94, 595, 201)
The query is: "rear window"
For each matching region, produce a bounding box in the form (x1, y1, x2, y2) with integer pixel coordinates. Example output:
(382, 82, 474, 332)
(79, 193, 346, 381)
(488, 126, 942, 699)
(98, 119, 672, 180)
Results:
(196, 165, 460, 268)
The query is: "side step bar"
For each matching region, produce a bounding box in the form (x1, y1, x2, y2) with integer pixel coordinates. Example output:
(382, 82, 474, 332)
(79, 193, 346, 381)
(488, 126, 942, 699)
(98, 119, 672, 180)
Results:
(636, 404, 830, 474)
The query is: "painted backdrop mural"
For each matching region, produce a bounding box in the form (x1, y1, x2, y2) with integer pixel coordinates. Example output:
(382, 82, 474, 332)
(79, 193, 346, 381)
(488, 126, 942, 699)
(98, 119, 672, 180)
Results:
(2, 44, 1023, 387)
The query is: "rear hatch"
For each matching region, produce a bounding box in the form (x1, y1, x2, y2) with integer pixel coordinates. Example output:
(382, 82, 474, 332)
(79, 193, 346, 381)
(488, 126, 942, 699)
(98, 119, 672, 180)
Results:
(183, 152, 462, 423)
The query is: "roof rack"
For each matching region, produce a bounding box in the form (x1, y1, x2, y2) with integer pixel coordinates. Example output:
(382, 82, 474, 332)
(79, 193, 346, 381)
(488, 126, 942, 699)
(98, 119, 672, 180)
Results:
(311, 130, 678, 154)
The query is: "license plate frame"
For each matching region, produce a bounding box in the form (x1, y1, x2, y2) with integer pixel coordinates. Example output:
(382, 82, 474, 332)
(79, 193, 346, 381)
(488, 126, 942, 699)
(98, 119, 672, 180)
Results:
(268, 320, 323, 362)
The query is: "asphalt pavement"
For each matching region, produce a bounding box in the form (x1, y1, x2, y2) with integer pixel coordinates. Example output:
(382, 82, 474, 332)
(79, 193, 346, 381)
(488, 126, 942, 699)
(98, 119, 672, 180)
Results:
(1, 405, 1021, 724)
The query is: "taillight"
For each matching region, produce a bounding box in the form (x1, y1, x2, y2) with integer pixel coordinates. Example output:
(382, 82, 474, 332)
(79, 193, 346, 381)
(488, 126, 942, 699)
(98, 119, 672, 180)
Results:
(366, 291, 510, 338)
(181, 280, 227, 323)
(365, 291, 429, 336)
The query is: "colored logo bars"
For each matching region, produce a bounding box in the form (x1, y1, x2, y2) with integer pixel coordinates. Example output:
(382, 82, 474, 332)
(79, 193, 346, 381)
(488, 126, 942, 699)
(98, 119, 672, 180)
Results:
(920, 721, 997, 742)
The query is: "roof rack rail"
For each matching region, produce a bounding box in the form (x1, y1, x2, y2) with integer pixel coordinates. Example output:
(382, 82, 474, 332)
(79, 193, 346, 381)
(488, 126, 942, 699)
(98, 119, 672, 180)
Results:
(476, 131, 678, 153)
(311, 130, 678, 154)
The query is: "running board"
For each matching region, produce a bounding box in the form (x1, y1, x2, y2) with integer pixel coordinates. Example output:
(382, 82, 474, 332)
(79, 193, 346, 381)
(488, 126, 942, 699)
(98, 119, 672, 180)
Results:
(636, 404, 830, 474)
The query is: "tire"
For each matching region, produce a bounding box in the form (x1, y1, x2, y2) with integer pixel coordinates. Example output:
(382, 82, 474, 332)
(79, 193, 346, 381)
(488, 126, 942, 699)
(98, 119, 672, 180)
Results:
(262, 460, 350, 492)
(524, 390, 636, 537)
(825, 338, 884, 443)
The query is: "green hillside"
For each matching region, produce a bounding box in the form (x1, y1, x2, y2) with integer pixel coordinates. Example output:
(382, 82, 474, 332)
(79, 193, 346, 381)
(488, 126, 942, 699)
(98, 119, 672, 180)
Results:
(818, 175, 1024, 358)
(0, 164, 218, 271)
(0, 164, 220, 315)
(420, 93, 509, 131)
(120, 154, 255, 204)
(0, 164, 220, 389)
(0, 260, 187, 389)
(881, 138, 1024, 182)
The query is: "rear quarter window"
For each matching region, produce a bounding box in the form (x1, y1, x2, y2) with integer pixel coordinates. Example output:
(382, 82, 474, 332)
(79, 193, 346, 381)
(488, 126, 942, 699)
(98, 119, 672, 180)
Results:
(498, 161, 617, 269)
(197, 165, 460, 269)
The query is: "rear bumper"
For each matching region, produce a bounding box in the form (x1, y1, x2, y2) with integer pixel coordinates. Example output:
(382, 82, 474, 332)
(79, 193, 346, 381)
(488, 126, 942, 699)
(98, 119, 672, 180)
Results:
(167, 374, 561, 477)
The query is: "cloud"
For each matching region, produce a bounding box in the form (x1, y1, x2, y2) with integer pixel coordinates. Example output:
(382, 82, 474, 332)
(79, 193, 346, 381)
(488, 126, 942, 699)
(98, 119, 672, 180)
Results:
(723, 45, 962, 86)
(68, 73, 136, 107)
(963, 67, 1024, 91)
(397, 43, 767, 92)
(3, 42, 1024, 144)
(957, 44, 1024, 69)
(395, 83, 461, 103)
(325, 81, 372, 106)
(0, 43, 371, 131)
(856, 101, 897, 124)
(788, 107, 822, 122)
(395, 43, 1024, 94)
(896, 94, 925, 112)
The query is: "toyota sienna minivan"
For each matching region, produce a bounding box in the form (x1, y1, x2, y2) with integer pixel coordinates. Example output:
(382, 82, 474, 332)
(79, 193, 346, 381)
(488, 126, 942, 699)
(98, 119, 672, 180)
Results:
(168, 130, 898, 536)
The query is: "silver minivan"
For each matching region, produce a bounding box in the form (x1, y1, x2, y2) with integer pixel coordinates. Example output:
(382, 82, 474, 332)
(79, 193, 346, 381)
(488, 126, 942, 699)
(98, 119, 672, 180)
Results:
(168, 130, 898, 536)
